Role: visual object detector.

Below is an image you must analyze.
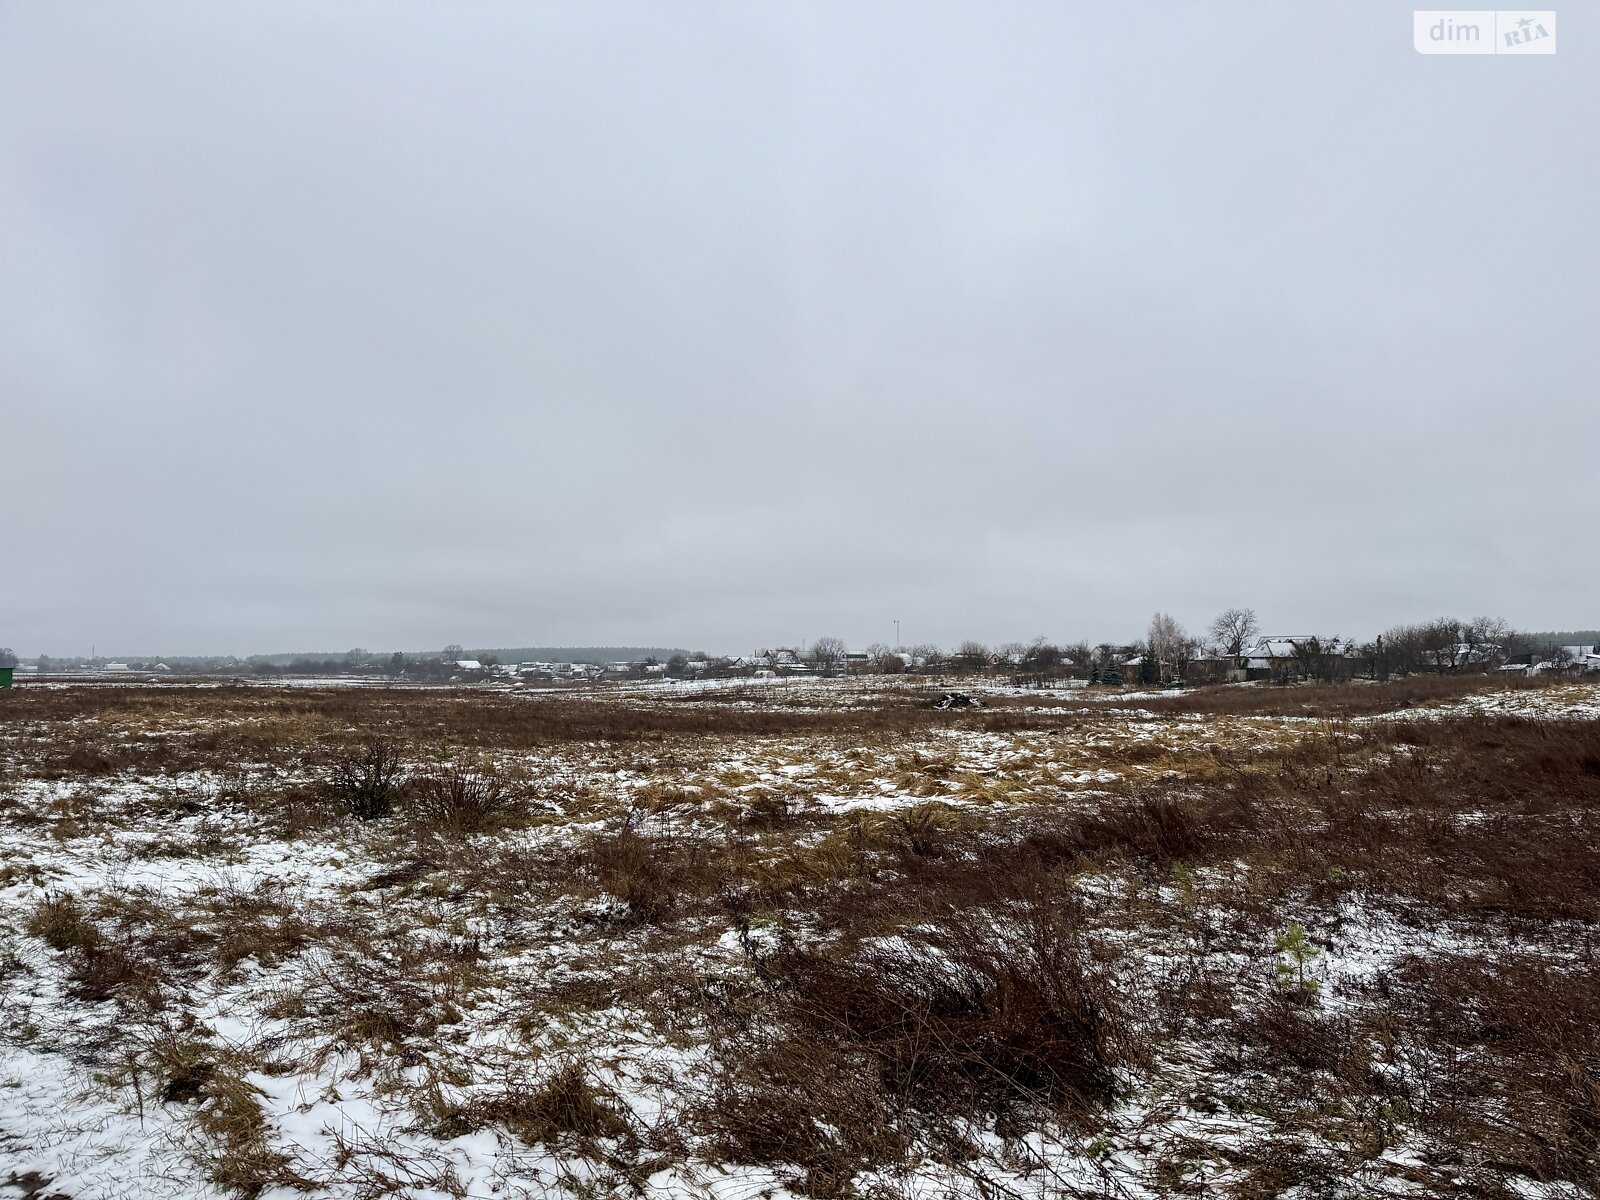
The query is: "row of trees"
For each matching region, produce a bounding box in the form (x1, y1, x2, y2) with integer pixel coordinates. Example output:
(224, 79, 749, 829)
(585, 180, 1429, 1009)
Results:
(772, 609, 1579, 685)
(461, 615, 1577, 684)
(1374, 616, 1521, 676)
(252, 648, 510, 681)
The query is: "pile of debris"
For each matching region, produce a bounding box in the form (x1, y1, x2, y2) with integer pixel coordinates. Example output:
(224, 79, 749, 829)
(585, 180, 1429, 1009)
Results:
(933, 691, 983, 710)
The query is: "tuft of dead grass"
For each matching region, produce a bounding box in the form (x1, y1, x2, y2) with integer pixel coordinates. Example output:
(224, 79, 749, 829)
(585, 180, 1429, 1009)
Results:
(477, 1059, 631, 1147)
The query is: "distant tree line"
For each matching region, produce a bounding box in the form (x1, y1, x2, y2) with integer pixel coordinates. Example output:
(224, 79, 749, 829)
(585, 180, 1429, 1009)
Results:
(760, 609, 1591, 686)
(6, 618, 1592, 685)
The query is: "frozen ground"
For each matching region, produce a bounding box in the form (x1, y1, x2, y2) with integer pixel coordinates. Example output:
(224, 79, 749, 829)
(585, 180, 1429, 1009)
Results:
(2, 676, 1598, 1199)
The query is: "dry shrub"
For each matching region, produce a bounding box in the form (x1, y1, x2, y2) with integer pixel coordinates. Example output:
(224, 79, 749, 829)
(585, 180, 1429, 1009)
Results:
(49, 743, 136, 776)
(1387, 952, 1600, 1189)
(8, 675, 1540, 776)
(1231, 1136, 1344, 1200)
(1077, 792, 1210, 865)
(1012, 789, 1255, 875)
(161, 1057, 216, 1103)
(281, 929, 478, 1054)
(206, 893, 314, 975)
(777, 909, 1125, 1117)
(704, 1038, 905, 1197)
(326, 738, 406, 820)
(407, 761, 514, 835)
(704, 896, 1131, 1193)
(72, 940, 163, 1004)
(738, 790, 795, 830)
(1351, 716, 1600, 921)
(1117, 673, 1560, 719)
(9, 676, 1600, 1196)
(360, 858, 436, 891)
(1106, 741, 1167, 765)
(1231, 991, 1365, 1078)
(886, 802, 977, 861)
(119, 1033, 297, 1194)
(771, 804, 977, 895)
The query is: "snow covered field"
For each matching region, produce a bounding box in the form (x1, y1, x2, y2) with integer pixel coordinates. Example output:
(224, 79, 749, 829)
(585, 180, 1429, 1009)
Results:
(2, 677, 1598, 1200)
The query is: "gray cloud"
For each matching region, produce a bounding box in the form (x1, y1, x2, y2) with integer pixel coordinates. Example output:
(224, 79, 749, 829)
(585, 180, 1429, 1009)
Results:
(3, 1, 1595, 656)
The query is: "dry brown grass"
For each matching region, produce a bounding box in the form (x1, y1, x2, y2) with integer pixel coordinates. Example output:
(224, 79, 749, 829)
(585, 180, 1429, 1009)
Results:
(693, 886, 1132, 1196)
(1103, 671, 1560, 718)
(476, 1059, 632, 1148)
(5, 678, 1598, 1198)
(25, 893, 168, 1005)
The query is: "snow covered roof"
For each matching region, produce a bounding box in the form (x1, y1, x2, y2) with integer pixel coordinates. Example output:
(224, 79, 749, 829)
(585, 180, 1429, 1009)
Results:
(453, 660, 483, 670)
(1247, 636, 1354, 661)
(1249, 638, 1308, 660)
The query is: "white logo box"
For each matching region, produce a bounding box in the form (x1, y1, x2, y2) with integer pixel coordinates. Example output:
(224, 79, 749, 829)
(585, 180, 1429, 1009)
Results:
(1414, 10, 1556, 54)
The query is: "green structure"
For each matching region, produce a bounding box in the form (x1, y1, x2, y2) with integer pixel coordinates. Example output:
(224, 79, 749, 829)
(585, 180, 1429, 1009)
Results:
(0, 667, 12, 689)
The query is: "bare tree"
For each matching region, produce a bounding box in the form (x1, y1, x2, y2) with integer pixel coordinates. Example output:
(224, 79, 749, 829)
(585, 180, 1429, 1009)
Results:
(1023, 638, 1065, 672)
(954, 640, 990, 671)
(1146, 613, 1191, 682)
(1416, 618, 1463, 673)
(1462, 615, 1516, 667)
(1379, 623, 1426, 676)
(1062, 641, 1093, 674)
(1207, 608, 1260, 659)
(868, 643, 906, 674)
(809, 636, 847, 677)
(1292, 635, 1351, 683)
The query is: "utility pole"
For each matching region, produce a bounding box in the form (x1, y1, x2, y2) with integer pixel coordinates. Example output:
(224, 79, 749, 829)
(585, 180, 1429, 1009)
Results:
(894, 620, 900, 651)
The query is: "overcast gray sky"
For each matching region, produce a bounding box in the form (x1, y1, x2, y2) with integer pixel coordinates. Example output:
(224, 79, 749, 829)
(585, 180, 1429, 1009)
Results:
(2, 2, 1595, 656)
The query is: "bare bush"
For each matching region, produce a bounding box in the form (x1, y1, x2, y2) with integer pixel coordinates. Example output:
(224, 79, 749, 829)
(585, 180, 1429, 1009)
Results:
(327, 739, 405, 820)
(1386, 953, 1600, 1189)
(406, 760, 513, 834)
(704, 895, 1132, 1190)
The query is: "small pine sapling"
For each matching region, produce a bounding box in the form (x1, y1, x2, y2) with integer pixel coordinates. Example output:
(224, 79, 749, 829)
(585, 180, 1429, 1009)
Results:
(1273, 922, 1321, 999)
